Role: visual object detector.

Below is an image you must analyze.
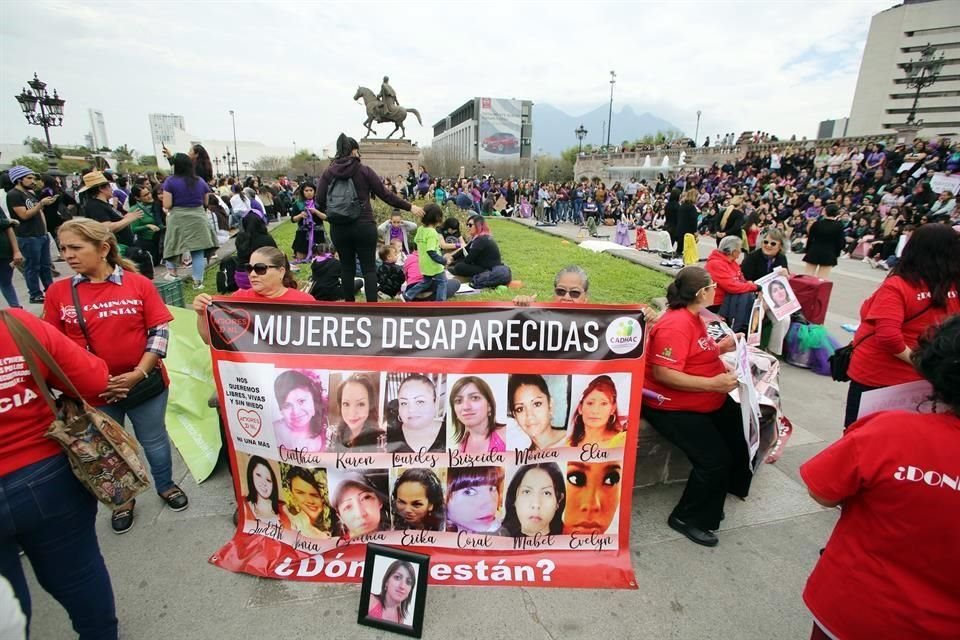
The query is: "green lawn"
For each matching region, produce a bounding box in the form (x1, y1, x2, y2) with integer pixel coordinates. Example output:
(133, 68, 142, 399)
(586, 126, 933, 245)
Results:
(177, 215, 669, 306)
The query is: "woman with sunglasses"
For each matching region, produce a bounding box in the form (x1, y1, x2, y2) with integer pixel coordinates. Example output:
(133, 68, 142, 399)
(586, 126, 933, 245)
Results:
(642, 266, 751, 548)
(740, 228, 791, 356)
(193, 247, 314, 344)
(448, 215, 503, 279)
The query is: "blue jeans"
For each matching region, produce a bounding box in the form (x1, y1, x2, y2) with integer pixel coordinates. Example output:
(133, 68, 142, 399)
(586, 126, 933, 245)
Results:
(189, 249, 206, 284)
(0, 455, 118, 639)
(99, 388, 175, 494)
(0, 260, 20, 307)
(404, 273, 447, 301)
(17, 236, 52, 299)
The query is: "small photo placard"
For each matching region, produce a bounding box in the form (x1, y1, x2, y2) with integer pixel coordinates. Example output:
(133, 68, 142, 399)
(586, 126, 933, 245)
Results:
(358, 544, 429, 638)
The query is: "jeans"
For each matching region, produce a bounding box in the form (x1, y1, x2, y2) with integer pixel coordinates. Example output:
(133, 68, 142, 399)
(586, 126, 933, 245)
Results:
(0, 455, 118, 639)
(330, 222, 378, 302)
(404, 272, 447, 301)
(0, 260, 20, 307)
(99, 388, 175, 494)
(189, 249, 205, 284)
(16, 236, 52, 299)
(573, 199, 584, 224)
(643, 397, 751, 531)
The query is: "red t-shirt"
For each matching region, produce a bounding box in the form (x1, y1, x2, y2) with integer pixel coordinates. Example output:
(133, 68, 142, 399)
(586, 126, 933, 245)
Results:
(800, 411, 960, 640)
(1, 308, 110, 476)
(229, 287, 316, 303)
(43, 271, 174, 386)
(643, 308, 727, 412)
(849, 275, 958, 387)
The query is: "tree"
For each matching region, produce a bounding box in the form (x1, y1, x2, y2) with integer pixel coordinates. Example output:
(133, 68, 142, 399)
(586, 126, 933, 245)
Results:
(252, 155, 291, 176)
(139, 155, 158, 168)
(10, 156, 48, 174)
(22, 137, 47, 154)
(113, 144, 134, 163)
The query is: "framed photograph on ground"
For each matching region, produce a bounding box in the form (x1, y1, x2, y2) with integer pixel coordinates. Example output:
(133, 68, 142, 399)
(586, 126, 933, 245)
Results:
(358, 544, 429, 637)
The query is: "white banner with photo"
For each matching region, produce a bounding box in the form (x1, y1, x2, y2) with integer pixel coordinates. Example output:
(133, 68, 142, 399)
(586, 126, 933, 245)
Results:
(756, 271, 801, 322)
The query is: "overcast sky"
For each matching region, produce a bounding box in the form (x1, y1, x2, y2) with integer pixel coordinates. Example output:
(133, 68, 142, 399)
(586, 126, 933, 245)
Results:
(1, 0, 894, 157)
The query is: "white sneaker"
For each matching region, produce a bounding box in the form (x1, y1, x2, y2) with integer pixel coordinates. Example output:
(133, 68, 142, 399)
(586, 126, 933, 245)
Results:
(162, 273, 178, 282)
(193, 281, 204, 290)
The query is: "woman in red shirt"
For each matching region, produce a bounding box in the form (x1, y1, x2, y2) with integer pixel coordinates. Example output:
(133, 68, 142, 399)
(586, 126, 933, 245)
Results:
(844, 224, 960, 426)
(801, 315, 960, 640)
(0, 308, 118, 638)
(642, 266, 748, 547)
(43, 218, 187, 535)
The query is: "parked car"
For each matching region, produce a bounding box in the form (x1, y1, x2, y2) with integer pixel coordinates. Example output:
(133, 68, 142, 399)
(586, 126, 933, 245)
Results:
(482, 132, 519, 154)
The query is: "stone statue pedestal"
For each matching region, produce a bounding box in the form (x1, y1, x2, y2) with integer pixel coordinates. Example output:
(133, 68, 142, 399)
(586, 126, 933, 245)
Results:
(895, 124, 921, 145)
(358, 139, 422, 182)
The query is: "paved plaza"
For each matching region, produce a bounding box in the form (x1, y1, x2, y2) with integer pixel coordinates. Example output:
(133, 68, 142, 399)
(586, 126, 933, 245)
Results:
(19, 222, 886, 640)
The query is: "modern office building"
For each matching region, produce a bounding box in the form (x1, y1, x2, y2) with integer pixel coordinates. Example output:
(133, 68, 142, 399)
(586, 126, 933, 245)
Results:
(847, 0, 960, 137)
(817, 117, 849, 139)
(88, 109, 109, 150)
(432, 98, 533, 162)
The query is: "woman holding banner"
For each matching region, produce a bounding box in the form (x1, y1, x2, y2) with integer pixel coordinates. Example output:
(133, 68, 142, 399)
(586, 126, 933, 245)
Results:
(740, 228, 791, 356)
(641, 266, 751, 547)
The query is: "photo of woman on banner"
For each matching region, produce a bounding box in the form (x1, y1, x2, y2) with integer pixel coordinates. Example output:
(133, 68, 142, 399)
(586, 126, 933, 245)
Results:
(562, 460, 622, 535)
(331, 470, 391, 539)
(448, 375, 507, 453)
(445, 466, 504, 534)
(280, 465, 334, 539)
(329, 373, 385, 451)
(499, 463, 565, 537)
(391, 468, 445, 531)
(566, 375, 628, 449)
(385, 374, 446, 453)
(273, 369, 329, 452)
(507, 374, 569, 450)
(240, 454, 291, 527)
(366, 557, 418, 627)
(758, 274, 801, 322)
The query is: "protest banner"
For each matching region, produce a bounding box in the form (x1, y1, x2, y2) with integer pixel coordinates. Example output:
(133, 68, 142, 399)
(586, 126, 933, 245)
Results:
(746, 298, 763, 347)
(929, 172, 960, 196)
(207, 300, 646, 589)
(857, 379, 940, 419)
(733, 337, 761, 471)
(756, 271, 801, 322)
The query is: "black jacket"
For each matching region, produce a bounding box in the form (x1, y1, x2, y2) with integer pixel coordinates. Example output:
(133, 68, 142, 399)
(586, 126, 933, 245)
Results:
(740, 249, 788, 282)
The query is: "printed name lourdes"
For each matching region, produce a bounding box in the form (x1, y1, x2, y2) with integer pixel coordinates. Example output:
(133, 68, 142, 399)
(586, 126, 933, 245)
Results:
(250, 314, 601, 353)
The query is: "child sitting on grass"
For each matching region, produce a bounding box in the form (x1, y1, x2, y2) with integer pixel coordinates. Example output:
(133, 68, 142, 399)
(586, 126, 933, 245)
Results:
(377, 244, 405, 299)
(403, 204, 447, 301)
(308, 242, 345, 301)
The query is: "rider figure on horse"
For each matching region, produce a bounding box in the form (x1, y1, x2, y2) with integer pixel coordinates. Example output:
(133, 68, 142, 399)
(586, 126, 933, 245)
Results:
(377, 76, 397, 120)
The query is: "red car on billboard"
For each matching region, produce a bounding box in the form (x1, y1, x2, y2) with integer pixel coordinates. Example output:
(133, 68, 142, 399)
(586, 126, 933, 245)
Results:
(481, 132, 519, 154)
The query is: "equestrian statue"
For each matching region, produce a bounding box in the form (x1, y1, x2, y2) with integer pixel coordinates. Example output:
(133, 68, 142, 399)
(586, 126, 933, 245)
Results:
(354, 76, 422, 140)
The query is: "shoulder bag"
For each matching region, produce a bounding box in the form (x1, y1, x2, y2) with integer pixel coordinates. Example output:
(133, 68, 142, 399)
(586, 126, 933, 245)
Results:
(2, 311, 150, 507)
(71, 283, 166, 410)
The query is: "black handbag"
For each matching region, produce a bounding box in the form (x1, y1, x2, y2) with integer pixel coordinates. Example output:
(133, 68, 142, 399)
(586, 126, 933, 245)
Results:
(71, 283, 166, 410)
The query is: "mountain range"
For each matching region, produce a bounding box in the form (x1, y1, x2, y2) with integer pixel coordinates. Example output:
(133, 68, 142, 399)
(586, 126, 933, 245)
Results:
(533, 103, 681, 155)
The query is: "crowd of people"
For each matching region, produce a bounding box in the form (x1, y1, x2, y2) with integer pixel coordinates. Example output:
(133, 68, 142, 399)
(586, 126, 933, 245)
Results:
(1, 128, 959, 640)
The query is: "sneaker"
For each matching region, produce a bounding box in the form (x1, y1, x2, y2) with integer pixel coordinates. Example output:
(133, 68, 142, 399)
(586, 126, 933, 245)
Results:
(111, 502, 135, 534)
(160, 486, 189, 512)
(29, 295, 45, 304)
(193, 281, 204, 290)
(162, 273, 178, 282)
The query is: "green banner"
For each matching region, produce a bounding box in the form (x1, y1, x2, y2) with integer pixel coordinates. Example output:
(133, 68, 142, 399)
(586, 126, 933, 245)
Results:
(164, 305, 221, 482)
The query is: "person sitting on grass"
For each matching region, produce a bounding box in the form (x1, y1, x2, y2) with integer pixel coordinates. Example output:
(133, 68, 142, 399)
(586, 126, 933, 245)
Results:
(403, 204, 447, 302)
(309, 242, 346, 302)
(377, 244, 405, 299)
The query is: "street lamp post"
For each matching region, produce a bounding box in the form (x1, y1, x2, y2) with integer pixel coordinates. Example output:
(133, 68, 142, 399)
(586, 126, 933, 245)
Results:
(309, 153, 320, 177)
(213, 156, 221, 176)
(229, 110, 240, 177)
(293, 140, 297, 155)
(14, 73, 66, 171)
(902, 43, 945, 128)
(606, 70, 616, 150)
(224, 149, 233, 177)
(695, 110, 702, 146)
(575, 124, 588, 153)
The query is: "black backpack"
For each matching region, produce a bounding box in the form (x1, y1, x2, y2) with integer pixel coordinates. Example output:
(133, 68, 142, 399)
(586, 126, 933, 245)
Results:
(216, 256, 239, 293)
(325, 177, 362, 225)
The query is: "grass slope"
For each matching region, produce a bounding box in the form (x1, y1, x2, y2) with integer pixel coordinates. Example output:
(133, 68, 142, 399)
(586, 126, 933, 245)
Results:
(179, 216, 669, 305)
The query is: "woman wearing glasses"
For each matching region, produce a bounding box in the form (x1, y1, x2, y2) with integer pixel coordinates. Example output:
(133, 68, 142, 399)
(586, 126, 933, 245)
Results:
(193, 247, 314, 343)
(642, 266, 750, 548)
(448, 215, 503, 279)
(740, 228, 791, 356)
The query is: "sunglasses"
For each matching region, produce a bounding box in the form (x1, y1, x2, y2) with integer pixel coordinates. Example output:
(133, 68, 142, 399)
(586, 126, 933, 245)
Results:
(762, 240, 780, 247)
(242, 263, 281, 275)
(554, 287, 583, 299)
(466, 223, 475, 228)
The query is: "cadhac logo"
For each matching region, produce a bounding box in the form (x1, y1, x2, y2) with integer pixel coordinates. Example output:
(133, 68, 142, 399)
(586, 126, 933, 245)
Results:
(605, 317, 643, 355)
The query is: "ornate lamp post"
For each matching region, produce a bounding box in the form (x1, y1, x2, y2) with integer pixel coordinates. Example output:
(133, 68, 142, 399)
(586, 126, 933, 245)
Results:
(575, 124, 588, 153)
(224, 149, 234, 177)
(15, 73, 66, 171)
(213, 156, 221, 176)
(694, 110, 702, 146)
(229, 110, 240, 175)
(902, 43, 945, 128)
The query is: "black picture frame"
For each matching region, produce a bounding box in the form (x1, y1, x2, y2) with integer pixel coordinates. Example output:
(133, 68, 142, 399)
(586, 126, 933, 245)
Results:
(357, 544, 429, 638)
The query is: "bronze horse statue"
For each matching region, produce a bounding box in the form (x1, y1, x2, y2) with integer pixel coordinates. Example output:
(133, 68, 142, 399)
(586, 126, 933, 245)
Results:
(354, 86, 422, 140)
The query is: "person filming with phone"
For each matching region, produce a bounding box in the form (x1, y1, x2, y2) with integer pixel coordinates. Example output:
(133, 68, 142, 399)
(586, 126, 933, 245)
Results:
(5, 166, 58, 304)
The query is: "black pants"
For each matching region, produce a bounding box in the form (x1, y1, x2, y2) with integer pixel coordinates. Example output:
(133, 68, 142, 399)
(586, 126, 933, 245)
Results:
(844, 379, 881, 429)
(330, 222, 378, 302)
(450, 262, 486, 278)
(643, 397, 751, 531)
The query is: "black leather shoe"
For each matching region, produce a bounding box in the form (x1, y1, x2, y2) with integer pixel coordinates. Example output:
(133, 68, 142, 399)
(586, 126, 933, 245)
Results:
(160, 486, 189, 512)
(112, 502, 135, 534)
(668, 515, 718, 547)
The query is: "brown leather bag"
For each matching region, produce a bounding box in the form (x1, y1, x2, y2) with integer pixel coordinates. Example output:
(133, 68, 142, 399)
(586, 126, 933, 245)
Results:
(2, 311, 150, 507)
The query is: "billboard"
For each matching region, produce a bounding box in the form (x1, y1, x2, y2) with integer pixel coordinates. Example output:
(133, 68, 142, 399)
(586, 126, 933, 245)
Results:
(478, 98, 522, 161)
